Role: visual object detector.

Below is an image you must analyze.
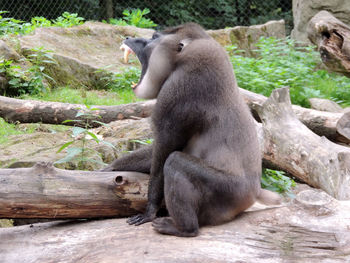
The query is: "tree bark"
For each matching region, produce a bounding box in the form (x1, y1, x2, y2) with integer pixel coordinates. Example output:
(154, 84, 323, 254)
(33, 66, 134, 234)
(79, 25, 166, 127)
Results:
(257, 88, 350, 200)
(1, 90, 349, 144)
(1, 88, 350, 220)
(307, 10, 350, 77)
(1, 188, 349, 263)
(240, 88, 350, 144)
(0, 95, 156, 127)
(99, 0, 114, 21)
(0, 162, 148, 219)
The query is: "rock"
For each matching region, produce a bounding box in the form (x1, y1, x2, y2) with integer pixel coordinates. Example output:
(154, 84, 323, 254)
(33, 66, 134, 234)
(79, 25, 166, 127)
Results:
(19, 22, 154, 89)
(309, 98, 343, 113)
(292, 0, 350, 43)
(13, 21, 286, 89)
(0, 118, 152, 170)
(208, 20, 286, 56)
(0, 40, 20, 61)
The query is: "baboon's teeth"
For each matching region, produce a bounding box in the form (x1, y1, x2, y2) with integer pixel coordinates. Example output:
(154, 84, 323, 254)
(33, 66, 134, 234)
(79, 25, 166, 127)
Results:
(120, 43, 134, 63)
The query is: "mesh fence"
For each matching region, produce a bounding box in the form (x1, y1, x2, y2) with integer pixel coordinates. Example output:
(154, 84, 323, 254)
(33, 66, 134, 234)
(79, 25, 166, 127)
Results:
(1, 0, 293, 32)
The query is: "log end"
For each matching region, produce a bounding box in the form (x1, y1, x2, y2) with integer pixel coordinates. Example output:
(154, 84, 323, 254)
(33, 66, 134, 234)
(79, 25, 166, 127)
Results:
(337, 111, 350, 141)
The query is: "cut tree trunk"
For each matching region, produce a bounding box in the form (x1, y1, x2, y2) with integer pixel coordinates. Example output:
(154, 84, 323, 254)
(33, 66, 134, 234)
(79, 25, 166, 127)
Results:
(257, 88, 350, 200)
(0, 162, 148, 219)
(1, 89, 349, 144)
(0, 95, 156, 127)
(307, 10, 350, 77)
(1, 188, 349, 263)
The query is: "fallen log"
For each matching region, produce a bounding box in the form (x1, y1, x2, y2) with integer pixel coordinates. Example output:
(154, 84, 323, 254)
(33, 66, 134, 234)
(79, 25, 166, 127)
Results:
(1, 188, 349, 263)
(257, 88, 350, 200)
(307, 10, 350, 77)
(1, 88, 350, 220)
(1, 90, 348, 144)
(0, 95, 156, 127)
(240, 88, 350, 144)
(0, 162, 148, 219)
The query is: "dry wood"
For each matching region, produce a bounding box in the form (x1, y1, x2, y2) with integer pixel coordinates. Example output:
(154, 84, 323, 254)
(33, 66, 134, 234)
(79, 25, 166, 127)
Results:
(240, 88, 350, 144)
(0, 88, 349, 221)
(1, 89, 349, 144)
(1, 188, 349, 263)
(307, 10, 350, 77)
(0, 95, 156, 127)
(0, 162, 148, 219)
(257, 88, 350, 200)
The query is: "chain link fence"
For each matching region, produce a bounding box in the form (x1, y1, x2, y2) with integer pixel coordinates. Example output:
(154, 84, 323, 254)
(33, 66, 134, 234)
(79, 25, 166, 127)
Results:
(1, 0, 293, 32)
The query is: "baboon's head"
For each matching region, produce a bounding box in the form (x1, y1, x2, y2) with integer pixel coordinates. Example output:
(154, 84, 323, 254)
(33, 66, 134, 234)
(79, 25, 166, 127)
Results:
(121, 23, 209, 99)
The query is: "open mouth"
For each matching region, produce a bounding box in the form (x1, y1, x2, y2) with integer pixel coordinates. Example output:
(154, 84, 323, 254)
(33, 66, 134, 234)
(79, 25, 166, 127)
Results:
(120, 43, 134, 64)
(120, 43, 138, 89)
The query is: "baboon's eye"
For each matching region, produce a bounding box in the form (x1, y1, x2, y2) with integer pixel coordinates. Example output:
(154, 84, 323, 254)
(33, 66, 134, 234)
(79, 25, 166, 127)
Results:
(177, 42, 184, 52)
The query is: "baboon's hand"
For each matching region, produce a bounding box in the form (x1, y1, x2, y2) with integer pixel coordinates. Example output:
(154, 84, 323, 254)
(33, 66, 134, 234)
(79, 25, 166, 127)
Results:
(127, 213, 156, 226)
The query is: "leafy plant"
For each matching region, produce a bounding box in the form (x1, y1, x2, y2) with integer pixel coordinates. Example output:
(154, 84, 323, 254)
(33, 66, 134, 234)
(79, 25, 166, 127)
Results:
(261, 168, 296, 196)
(55, 105, 115, 170)
(25, 46, 57, 93)
(0, 11, 84, 36)
(228, 37, 350, 107)
(97, 66, 141, 92)
(109, 8, 157, 28)
(30, 16, 52, 29)
(53, 12, 84, 27)
(0, 59, 23, 95)
(0, 47, 56, 96)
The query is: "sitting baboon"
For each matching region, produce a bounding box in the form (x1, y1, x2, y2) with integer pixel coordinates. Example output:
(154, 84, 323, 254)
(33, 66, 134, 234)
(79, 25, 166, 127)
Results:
(103, 23, 280, 237)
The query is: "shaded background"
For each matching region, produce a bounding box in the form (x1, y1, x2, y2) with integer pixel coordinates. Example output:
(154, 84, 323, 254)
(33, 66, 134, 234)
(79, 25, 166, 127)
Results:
(1, 0, 293, 32)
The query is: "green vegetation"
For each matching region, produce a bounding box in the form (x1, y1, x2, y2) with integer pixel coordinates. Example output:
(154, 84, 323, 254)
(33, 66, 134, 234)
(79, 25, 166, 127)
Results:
(98, 66, 141, 91)
(228, 37, 350, 107)
(55, 105, 115, 170)
(261, 168, 296, 196)
(20, 86, 139, 105)
(0, 11, 84, 36)
(108, 8, 157, 28)
(0, 47, 56, 96)
(0, 117, 34, 143)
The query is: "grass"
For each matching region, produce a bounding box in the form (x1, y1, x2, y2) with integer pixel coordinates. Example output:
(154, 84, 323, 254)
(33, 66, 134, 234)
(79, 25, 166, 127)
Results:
(0, 117, 35, 143)
(19, 86, 141, 105)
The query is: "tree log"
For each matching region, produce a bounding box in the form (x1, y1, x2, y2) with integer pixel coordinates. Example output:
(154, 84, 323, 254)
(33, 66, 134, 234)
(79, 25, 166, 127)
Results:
(307, 10, 350, 77)
(1, 88, 350, 220)
(0, 95, 156, 127)
(240, 88, 350, 144)
(0, 162, 148, 219)
(1, 188, 350, 263)
(257, 88, 350, 200)
(1, 89, 349, 144)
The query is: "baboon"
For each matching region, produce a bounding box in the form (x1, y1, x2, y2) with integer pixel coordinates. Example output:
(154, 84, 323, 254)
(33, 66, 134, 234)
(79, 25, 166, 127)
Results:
(103, 23, 280, 237)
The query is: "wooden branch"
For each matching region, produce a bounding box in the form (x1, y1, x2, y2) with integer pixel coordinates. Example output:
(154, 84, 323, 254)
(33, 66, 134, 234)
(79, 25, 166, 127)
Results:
(307, 10, 350, 77)
(240, 88, 350, 144)
(0, 95, 156, 127)
(1, 188, 350, 262)
(1, 89, 348, 144)
(0, 162, 148, 219)
(257, 88, 350, 200)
